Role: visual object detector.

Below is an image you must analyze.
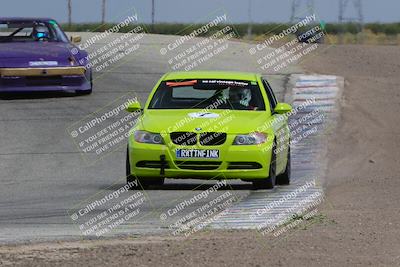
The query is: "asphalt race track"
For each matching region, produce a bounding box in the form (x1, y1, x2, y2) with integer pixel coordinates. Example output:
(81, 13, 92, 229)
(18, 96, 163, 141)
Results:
(0, 32, 341, 243)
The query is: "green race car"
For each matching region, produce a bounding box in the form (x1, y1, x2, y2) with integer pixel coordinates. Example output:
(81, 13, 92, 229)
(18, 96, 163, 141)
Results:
(126, 71, 292, 189)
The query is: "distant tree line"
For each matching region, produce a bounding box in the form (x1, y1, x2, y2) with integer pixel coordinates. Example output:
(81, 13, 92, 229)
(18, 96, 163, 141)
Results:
(62, 22, 400, 36)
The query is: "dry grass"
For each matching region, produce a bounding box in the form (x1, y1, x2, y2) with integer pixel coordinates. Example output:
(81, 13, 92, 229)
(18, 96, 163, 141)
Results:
(251, 30, 400, 46)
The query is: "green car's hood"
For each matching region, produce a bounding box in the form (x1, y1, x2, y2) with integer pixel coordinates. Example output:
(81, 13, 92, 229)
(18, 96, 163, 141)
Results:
(138, 109, 272, 134)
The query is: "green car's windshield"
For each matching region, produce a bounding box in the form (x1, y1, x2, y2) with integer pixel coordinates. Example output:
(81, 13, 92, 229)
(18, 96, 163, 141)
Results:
(148, 79, 266, 111)
(0, 20, 68, 43)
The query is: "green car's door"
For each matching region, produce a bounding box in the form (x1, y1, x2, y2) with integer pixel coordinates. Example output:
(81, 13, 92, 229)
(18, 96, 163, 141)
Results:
(262, 79, 290, 175)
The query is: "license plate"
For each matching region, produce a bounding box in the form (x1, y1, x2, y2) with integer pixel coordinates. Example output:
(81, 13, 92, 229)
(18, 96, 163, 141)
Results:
(176, 149, 219, 159)
(29, 61, 58, 67)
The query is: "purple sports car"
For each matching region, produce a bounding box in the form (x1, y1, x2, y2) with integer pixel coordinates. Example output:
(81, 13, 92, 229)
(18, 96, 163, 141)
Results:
(0, 17, 92, 94)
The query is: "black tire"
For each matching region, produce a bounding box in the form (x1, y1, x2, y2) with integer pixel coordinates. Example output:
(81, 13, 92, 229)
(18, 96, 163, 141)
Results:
(75, 89, 92, 95)
(126, 146, 164, 189)
(126, 146, 139, 189)
(276, 144, 291, 185)
(253, 142, 276, 190)
(75, 70, 93, 95)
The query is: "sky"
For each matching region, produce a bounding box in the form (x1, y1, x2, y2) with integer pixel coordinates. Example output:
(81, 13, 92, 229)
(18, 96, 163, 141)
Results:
(0, 0, 399, 24)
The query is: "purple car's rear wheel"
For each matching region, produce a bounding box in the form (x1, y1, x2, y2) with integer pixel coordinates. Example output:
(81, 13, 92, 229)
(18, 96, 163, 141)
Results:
(75, 69, 93, 95)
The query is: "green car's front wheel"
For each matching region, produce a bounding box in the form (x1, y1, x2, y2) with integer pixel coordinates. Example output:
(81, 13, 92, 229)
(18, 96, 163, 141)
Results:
(276, 144, 291, 185)
(126, 147, 139, 189)
(253, 143, 276, 190)
(126, 146, 164, 189)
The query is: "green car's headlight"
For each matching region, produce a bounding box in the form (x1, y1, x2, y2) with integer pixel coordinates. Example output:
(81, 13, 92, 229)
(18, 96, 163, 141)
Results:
(134, 130, 164, 144)
(233, 132, 267, 145)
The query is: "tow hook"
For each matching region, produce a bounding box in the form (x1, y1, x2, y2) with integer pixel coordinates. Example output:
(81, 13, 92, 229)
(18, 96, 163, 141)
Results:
(160, 155, 166, 176)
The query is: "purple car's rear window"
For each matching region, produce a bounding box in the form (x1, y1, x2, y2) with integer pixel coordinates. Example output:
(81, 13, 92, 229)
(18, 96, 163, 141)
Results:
(0, 20, 68, 43)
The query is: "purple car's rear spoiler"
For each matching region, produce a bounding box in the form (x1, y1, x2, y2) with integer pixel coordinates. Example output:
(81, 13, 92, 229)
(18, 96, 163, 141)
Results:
(0, 66, 86, 77)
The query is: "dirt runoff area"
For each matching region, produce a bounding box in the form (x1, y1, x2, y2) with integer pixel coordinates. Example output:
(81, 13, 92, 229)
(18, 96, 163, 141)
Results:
(1, 44, 400, 267)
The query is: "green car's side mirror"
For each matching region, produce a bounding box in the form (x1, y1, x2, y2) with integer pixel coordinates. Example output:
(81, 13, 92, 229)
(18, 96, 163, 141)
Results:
(274, 102, 292, 114)
(126, 102, 142, 112)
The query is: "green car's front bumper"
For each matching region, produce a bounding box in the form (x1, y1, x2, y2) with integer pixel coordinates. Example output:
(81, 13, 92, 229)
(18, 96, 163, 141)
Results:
(128, 134, 274, 180)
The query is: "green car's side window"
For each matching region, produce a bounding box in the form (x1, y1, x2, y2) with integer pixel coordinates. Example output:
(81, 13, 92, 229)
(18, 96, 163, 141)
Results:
(262, 80, 278, 113)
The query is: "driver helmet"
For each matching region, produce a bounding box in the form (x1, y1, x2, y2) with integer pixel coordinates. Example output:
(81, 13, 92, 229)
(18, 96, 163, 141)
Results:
(228, 88, 252, 106)
(32, 25, 49, 40)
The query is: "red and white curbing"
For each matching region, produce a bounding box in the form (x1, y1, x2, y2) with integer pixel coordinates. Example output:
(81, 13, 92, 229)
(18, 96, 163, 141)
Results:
(208, 74, 344, 229)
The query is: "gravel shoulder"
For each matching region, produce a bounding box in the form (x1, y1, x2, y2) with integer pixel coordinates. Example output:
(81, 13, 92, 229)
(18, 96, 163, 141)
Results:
(1, 44, 400, 267)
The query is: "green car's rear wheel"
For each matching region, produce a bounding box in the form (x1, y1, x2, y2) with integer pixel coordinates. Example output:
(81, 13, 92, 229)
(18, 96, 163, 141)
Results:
(253, 142, 276, 190)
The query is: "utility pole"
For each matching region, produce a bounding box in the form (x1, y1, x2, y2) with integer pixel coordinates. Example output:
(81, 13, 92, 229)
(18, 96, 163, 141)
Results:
(151, 0, 155, 31)
(290, 0, 315, 23)
(67, 0, 72, 27)
(338, 0, 364, 43)
(101, 0, 106, 24)
(247, 0, 253, 38)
